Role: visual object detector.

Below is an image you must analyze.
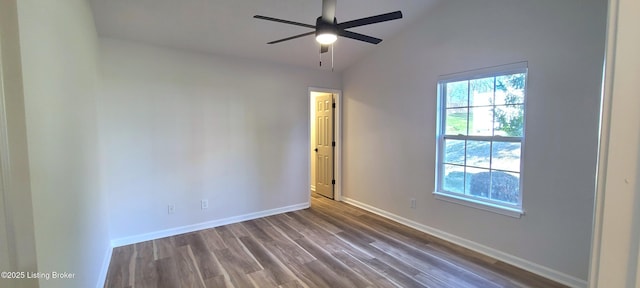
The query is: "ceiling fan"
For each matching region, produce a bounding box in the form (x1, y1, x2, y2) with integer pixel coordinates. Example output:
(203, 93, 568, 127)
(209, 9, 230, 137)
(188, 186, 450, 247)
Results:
(254, 0, 403, 54)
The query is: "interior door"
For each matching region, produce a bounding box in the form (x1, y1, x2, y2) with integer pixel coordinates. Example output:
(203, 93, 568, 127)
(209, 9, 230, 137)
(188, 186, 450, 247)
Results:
(315, 93, 334, 199)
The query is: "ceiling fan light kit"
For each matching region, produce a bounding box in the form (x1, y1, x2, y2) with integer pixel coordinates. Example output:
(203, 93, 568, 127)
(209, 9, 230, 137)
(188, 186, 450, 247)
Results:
(315, 17, 338, 45)
(254, 0, 403, 65)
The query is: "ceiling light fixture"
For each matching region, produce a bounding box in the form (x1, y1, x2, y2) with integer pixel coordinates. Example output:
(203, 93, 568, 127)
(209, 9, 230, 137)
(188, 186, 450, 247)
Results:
(316, 33, 337, 45)
(315, 17, 338, 45)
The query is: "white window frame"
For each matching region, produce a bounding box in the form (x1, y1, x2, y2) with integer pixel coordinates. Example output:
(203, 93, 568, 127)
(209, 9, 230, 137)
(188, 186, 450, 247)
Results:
(434, 62, 527, 218)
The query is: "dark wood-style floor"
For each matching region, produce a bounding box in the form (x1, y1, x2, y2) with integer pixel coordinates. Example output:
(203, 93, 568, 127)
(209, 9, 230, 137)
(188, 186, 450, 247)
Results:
(104, 194, 567, 288)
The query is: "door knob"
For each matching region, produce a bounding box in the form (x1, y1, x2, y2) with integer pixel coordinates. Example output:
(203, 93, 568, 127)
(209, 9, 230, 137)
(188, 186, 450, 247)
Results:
(314, 148, 318, 152)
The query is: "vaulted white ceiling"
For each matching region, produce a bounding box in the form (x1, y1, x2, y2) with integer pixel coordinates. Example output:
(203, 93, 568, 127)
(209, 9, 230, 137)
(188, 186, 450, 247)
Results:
(89, 0, 437, 71)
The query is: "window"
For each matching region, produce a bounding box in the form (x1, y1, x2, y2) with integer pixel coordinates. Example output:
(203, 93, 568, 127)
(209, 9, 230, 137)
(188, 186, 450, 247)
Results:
(435, 62, 527, 217)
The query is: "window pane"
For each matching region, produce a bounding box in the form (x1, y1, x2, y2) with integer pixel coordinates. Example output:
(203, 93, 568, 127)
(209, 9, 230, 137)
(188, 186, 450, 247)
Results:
(445, 108, 468, 135)
(491, 171, 520, 204)
(494, 104, 524, 137)
(444, 139, 465, 165)
(466, 167, 491, 199)
(443, 164, 465, 194)
(438, 67, 526, 211)
(466, 140, 490, 168)
(469, 107, 493, 136)
(492, 141, 521, 172)
(446, 81, 468, 108)
(470, 77, 494, 107)
(495, 74, 525, 105)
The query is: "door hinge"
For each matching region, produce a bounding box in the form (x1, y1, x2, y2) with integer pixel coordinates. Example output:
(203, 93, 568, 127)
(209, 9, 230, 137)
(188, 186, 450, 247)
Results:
(332, 103, 336, 108)
(332, 141, 335, 147)
(332, 179, 335, 185)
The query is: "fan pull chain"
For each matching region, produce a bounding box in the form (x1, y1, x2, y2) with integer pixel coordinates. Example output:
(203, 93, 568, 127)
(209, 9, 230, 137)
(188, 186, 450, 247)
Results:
(331, 44, 334, 72)
(319, 49, 322, 67)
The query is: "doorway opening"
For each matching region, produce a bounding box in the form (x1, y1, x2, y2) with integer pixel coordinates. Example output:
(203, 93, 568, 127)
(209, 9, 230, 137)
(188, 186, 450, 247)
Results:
(309, 87, 341, 201)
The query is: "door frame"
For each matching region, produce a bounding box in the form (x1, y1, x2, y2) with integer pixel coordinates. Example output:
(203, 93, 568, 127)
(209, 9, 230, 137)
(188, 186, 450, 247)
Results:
(309, 87, 342, 201)
(588, 0, 640, 286)
(0, 23, 9, 271)
(0, 20, 13, 273)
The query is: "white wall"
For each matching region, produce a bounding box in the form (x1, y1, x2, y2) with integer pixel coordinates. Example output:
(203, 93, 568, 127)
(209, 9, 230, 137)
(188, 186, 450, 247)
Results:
(99, 38, 341, 241)
(16, 0, 111, 287)
(342, 0, 606, 283)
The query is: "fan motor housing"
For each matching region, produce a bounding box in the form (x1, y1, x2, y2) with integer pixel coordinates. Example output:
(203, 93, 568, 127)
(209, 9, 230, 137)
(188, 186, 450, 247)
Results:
(315, 16, 338, 37)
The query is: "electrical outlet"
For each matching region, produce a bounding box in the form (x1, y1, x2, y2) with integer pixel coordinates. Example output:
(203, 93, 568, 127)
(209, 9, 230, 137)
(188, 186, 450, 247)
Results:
(410, 198, 416, 209)
(168, 204, 175, 214)
(201, 199, 209, 210)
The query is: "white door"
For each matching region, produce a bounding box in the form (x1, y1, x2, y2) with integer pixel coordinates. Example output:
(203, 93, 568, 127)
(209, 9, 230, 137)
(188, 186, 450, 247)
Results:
(315, 93, 334, 199)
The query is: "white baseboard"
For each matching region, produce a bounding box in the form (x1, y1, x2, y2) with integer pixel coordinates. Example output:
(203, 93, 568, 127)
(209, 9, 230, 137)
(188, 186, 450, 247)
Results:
(110, 202, 309, 247)
(341, 197, 587, 288)
(96, 246, 113, 288)
(310, 185, 316, 192)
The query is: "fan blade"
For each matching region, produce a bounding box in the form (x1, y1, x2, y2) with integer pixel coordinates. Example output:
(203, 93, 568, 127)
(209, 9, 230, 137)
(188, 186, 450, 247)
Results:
(267, 31, 316, 44)
(338, 30, 382, 44)
(338, 11, 403, 30)
(254, 15, 316, 29)
(320, 45, 329, 53)
(322, 0, 336, 22)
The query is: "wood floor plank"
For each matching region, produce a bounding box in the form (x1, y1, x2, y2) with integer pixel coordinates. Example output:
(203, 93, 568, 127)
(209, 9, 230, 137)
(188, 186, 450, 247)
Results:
(211, 248, 255, 288)
(312, 206, 499, 287)
(174, 245, 206, 288)
(104, 246, 134, 288)
(311, 197, 521, 287)
(242, 219, 275, 243)
(227, 222, 251, 238)
(318, 205, 504, 288)
(175, 232, 223, 280)
(247, 269, 280, 287)
(283, 212, 376, 261)
(493, 261, 567, 288)
(216, 225, 264, 273)
(155, 257, 181, 288)
(246, 218, 291, 243)
(357, 212, 511, 283)
(370, 240, 495, 288)
(200, 228, 227, 251)
(104, 195, 569, 288)
(356, 212, 521, 286)
(295, 208, 342, 234)
(226, 270, 254, 288)
(282, 260, 331, 288)
(264, 215, 305, 240)
(153, 236, 176, 260)
(134, 241, 153, 260)
(278, 279, 307, 288)
(359, 212, 499, 265)
(313, 194, 365, 217)
(262, 240, 316, 266)
(295, 237, 371, 288)
(213, 246, 261, 275)
(239, 235, 297, 285)
(204, 274, 229, 288)
(304, 260, 359, 288)
(330, 251, 399, 288)
(133, 254, 158, 288)
(350, 254, 428, 288)
(303, 207, 376, 244)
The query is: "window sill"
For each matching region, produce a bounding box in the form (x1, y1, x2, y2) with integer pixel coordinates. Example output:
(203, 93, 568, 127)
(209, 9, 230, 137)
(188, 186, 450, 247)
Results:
(433, 191, 524, 218)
